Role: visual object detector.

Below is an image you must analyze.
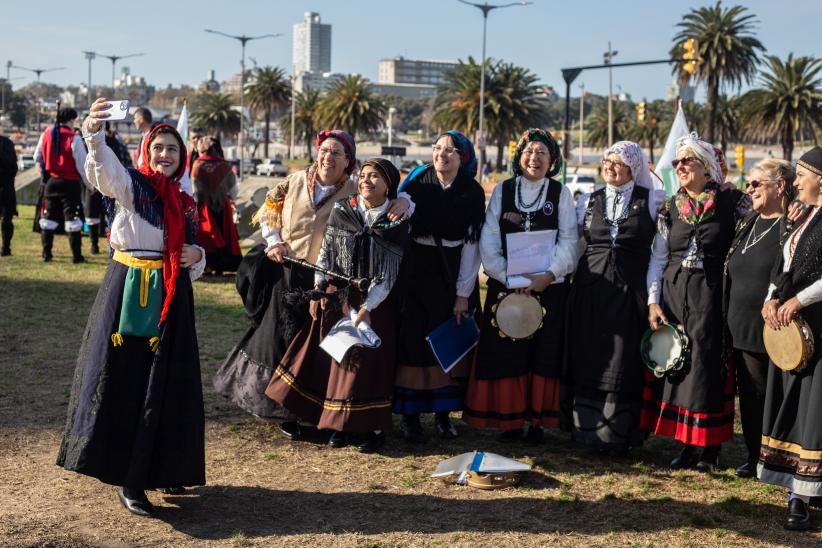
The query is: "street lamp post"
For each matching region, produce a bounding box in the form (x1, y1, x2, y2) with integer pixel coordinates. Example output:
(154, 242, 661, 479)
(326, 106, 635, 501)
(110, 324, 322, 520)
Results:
(387, 106, 396, 148)
(290, 68, 296, 160)
(457, 0, 531, 169)
(603, 42, 618, 146)
(205, 29, 281, 181)
(99, 53, 145, 91)
(578, 83, 584, 164)
(82, 51, 97, 110)
(12, 65, 65, 130)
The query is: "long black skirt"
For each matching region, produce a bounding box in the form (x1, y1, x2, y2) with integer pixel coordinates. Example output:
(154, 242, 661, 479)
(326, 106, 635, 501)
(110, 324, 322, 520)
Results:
(759, 303, 822, 496)
(213, 253, 311, 419)
(56, 261, 205, 489)
(566, 276, 647, 449)
(640, 269, 734, 447)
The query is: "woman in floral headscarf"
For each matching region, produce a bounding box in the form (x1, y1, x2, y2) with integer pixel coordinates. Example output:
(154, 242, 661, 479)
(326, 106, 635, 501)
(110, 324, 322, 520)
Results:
(565, 141, 666, 454)
(393, 131, 485, 443)
(643, 133, 751, 472)
(463, 128, 578, 443)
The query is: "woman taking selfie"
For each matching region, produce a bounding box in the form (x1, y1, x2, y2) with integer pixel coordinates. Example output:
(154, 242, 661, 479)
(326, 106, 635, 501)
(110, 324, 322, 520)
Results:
(56, 98, 206, 517)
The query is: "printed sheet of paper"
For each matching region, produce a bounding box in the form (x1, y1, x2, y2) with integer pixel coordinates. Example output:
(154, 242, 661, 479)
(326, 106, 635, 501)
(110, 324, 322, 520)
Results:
(505, 229, 556, 288)
(319, 309, 381, 363)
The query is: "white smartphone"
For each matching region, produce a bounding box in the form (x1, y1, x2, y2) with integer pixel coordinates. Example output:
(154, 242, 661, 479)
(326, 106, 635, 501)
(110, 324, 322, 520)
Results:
(102, 100, 131, 121)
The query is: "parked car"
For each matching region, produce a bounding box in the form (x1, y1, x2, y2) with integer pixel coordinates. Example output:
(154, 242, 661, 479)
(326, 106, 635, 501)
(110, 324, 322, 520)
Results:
(565, 174, 602, 199)
(17, 153, 36, 171)
(244, 158, 262, 174)
(256, 158, 289, 177)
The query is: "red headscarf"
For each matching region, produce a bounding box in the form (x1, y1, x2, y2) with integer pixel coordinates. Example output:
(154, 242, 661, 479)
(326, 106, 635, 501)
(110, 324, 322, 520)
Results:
(139, 123, 194, 324)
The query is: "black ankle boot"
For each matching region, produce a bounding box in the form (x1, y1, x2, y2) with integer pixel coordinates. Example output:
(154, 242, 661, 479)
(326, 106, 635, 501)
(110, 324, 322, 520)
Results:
(696, 445, 721, 473)
(41, 230, 54, 262)
(89, 224, 100, 254)
(118, 487, 155, 517)
(401, 414, 425, 444)
(670, 444, 698, 469)
(1, 222, 13, 256)
(435, 412, 458, 439)
(69, 232, 85, 263)
(786, 497, 812, 531)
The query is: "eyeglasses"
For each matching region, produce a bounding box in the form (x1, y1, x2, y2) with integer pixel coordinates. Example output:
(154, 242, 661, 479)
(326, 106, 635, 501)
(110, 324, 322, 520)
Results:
(748, 179, 778, 189)
(672, 156, 699, 168)
(602, 159, 628, 169)
(319, 147, 347, 159)
(433, 145, 458, 155)
(522, 148, 549, 157)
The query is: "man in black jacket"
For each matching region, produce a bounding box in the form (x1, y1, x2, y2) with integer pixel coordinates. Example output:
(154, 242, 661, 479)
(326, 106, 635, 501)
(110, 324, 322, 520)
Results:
(0, 133, 18, 256)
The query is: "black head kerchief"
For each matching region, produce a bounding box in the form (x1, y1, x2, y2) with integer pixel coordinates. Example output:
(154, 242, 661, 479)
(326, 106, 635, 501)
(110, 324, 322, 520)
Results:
(361, 158, 401, 199)
(798, 147, 822, 177)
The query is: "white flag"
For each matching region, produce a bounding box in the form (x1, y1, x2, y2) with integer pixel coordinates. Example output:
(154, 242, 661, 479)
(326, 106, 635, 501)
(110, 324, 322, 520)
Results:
(655, 100, 690, 196)
(177, 102, 189, 148)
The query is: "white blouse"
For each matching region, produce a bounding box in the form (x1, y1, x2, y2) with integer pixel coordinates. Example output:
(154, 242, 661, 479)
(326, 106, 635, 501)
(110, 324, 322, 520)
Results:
(82, 125, 206, 280)
(481, 176, 578, 285)
(766, 207, 822, 307)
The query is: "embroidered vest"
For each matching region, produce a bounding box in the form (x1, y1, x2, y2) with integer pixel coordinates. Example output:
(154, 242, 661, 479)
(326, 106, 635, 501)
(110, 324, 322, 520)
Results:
(280, 170, 357, 263)
(42, 125, 81, 181)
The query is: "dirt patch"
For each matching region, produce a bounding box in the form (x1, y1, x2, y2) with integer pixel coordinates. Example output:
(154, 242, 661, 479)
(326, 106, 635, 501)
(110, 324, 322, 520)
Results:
(1, 206, 820, 547)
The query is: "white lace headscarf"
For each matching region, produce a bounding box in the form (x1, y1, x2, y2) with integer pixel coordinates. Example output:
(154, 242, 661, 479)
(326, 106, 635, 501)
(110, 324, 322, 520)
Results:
(674, 132, 723, 184)
(604, 141, 655, 190)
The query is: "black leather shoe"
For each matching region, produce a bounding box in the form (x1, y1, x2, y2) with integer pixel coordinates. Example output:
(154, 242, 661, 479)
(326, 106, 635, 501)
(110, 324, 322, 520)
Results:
(157, 486, 186, 495)
(401, 414, 426, 444)
(525, 426, 544, 445)
(670, 445, 698, 470)
(328, 431, 348, 448)
(498, 428, 524, 442)
(117, 488, 155, 517)
(358, 431, 386, 453)
(735, 461, 756, 478)
(279, 421, 301, 440)
(786, 498, 812, 531)
(435, 413, 458, 439)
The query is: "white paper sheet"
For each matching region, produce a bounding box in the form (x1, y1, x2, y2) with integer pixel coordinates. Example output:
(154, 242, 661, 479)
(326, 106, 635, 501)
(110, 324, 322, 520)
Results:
(505, 229, 556, 288)
(319, 309, 381, 363)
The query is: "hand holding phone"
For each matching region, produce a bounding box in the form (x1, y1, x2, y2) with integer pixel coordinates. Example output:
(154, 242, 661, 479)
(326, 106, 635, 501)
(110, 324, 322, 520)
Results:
(100, 100, 131, 121)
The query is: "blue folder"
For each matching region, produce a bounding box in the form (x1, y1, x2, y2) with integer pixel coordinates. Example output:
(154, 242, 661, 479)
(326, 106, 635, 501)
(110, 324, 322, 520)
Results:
(426, 316, 480, 373)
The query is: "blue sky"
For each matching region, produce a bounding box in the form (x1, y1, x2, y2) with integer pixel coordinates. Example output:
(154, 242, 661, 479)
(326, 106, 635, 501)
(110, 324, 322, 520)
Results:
(2, 0, 819, 101)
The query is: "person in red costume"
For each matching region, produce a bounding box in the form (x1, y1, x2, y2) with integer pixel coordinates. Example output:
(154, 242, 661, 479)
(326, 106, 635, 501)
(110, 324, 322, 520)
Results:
(192, 136, 241, 274)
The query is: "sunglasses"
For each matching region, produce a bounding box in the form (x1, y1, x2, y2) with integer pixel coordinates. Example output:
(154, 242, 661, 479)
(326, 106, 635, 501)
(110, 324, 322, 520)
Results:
(748, 179, 777, 189)
(672, 156, 699, 168)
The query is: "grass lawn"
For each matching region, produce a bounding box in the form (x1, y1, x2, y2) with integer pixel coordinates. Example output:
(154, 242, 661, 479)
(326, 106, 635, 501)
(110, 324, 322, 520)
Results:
(0, 205, 818, 547)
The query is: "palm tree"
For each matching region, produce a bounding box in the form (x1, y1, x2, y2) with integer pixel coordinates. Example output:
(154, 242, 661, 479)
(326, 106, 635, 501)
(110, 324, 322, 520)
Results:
(713, 94, 742, 153)
(245, 66, 291, 158)
(671, 1, 764, 144)
(432, 58, 484, 135)
(192, 92, 241, 142)
(586, 102, 633, 149)
(279, 88, 322, 160)
(741, 54, 822, 161)
(432, 58, 545, 167)
(317, 75, 386, 139)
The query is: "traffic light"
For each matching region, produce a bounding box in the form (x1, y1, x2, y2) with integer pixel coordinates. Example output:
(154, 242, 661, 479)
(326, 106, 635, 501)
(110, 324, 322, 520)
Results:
(636, 100, 646, 122)
(682, 38, 699, 76)
(735, 145, 745, 170)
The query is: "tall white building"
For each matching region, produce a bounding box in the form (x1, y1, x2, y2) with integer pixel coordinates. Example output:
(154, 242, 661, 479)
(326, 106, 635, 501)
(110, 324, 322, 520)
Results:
(293, 12, 331, 75)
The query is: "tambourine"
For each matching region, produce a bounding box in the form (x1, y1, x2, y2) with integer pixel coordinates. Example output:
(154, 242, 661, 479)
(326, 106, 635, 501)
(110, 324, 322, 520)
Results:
(640, 322, 690, 378)
(490, 292, 546, 341)
(763, 315, 815, 373)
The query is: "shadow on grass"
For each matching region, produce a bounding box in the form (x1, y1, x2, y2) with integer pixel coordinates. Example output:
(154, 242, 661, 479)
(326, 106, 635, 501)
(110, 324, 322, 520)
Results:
(156, 485, 800, 541)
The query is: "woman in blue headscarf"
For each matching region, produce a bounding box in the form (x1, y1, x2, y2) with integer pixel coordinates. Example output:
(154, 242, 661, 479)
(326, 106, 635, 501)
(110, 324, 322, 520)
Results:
(393, 131, 486, 443)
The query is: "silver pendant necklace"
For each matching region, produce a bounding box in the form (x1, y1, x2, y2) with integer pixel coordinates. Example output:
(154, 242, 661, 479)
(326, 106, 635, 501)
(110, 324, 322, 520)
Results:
(741, 216, 780, 254)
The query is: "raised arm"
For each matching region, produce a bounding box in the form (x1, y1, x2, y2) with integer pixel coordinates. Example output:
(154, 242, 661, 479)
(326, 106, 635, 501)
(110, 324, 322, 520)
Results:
(81, 98, 134, 206)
